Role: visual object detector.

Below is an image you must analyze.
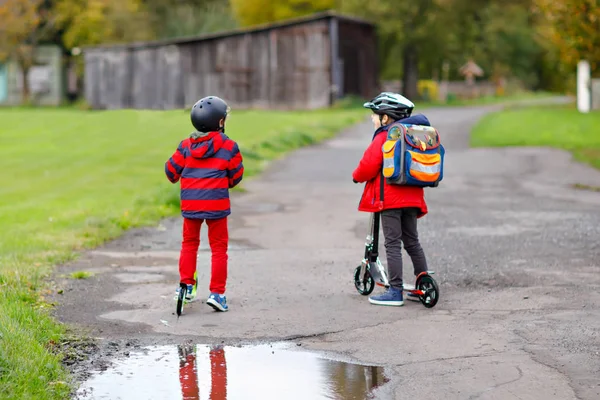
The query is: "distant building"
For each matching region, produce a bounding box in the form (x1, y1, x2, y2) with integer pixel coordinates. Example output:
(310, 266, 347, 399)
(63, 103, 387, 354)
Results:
(0, 45, 65, 106)
(0, 62, 7, 104)
(82, 11, 379, 110)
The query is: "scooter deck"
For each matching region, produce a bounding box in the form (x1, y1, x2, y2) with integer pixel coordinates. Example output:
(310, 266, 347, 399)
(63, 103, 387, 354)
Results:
(403, 283, 416, 291)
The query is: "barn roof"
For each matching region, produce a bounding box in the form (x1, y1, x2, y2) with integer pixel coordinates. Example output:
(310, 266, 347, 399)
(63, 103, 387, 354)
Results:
(83, 10, 374, 51)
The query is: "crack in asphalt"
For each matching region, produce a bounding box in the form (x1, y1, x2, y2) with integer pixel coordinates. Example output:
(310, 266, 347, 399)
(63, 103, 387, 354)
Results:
(467, 366, 524, 400)
(513, 329, 583, 400)
(218, 318, 409, 344)
(280, 329, 348, 342)
(392, 351, 506, 368)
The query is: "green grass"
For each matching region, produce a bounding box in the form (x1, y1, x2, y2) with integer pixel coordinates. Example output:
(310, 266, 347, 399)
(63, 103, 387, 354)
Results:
(69, 271, 93, 280)
(421, 90, 558, 108)
(0, 105, 366, 399)
(471, 105, 600, 169)
(333, 91, 558, 110)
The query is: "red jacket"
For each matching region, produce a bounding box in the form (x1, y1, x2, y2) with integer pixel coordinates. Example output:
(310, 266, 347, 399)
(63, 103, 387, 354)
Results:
(165, 131, 243, 220)
(352, 124, 428, 217)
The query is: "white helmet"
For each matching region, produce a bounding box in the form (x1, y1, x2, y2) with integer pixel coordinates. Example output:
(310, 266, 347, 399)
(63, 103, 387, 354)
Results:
(363, 92, 414, 120)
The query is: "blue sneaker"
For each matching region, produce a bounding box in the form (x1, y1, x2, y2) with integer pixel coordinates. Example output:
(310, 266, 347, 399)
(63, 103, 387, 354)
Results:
(368, 287, 404, 306)
(174, 284, 197, 303)
(206, 293, 228, 312)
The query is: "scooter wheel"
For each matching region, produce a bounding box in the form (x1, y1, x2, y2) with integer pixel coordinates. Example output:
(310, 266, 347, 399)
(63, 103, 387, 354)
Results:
(176, 282, 187, 316)
(416, 274, 439, 308)
(354, 266, 374, 295)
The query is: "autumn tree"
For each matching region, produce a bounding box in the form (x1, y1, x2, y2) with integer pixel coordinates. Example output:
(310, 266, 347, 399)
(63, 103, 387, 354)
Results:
(230, 0, 334, 27)
(534, 0, 600, 75)
(54, 0, 155, 49)
(0, 0, 56, 102)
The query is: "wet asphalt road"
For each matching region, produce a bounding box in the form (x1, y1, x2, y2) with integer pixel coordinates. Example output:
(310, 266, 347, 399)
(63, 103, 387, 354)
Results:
(55, 102, 600, 399)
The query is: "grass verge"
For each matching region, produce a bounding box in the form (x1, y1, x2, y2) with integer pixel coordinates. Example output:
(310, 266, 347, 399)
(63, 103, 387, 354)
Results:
(0, 105, 366, 399)
(572, 183, 600, 192)
(471, 105, 600, 170)
(422, 90, 558, 107)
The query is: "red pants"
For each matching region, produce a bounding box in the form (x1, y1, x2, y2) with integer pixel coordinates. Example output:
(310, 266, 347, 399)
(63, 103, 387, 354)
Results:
(209, 347, 227, 400)
(179, 217, 228, 294)
(178, 347, 199, 400)
(178, 346, 227, 400)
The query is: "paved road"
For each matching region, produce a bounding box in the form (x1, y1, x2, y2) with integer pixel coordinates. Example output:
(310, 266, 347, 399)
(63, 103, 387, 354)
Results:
(55, 104, 600, 399)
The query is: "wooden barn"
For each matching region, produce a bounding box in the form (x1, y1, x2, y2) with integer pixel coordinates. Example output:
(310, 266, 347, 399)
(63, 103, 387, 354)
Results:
(82, 11, 379, 110)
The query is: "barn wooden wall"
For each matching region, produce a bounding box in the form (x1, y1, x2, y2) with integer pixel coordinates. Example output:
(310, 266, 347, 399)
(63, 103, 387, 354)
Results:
(84, 19, 336, 110)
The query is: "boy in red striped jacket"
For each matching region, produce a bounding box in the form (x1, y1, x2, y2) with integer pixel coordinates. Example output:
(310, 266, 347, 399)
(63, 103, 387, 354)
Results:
(165, 96, 243, 312)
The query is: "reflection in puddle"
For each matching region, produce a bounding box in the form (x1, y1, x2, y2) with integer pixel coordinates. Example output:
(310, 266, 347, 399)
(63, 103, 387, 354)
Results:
(76, 343, 387, 400)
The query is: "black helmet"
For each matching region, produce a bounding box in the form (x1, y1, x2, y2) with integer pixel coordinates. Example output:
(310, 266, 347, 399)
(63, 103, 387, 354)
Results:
(364, 92, 414, 120)
(190, 96, 230, 133)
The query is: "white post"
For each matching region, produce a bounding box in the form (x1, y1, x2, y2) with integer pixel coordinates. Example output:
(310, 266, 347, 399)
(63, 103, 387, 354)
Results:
(577, 60, 591, 113)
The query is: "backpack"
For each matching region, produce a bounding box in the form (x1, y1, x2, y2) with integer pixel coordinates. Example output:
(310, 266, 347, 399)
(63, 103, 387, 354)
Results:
(381, 122, 445, 187)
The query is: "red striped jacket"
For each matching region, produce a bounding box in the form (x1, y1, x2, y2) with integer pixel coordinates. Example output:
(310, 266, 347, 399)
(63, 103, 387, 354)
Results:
(165, 131, 244, 219)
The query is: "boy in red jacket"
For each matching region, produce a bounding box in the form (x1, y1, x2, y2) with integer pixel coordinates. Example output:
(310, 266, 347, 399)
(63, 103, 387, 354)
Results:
(165, 96, 243, 312)
(352, 92, 429, 307)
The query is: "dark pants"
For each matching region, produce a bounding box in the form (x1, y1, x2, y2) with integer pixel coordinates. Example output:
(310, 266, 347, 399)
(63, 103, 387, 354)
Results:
(381, 208, 428, 289)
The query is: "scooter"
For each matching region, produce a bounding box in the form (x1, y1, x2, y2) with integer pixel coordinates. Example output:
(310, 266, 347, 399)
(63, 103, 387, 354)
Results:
(353, 212, 440, 308)
(176, 271, 198, 317)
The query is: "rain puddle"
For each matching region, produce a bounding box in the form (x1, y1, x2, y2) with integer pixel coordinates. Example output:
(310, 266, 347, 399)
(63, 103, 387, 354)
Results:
(76, 343, 388, 400)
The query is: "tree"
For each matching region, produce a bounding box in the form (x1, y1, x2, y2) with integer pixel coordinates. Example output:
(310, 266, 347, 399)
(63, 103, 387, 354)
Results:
(142, 0, 237, 39)
(534, 0, 600, 75)
(441, 0, 543, 86)
(339, 0, 553, 97)
(339, 0, 443, 100)
(54, 0, 155, 49)
(0, 0, 56, 102)
(53, 0, 155, 88)
(230, 0, 334, 27)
